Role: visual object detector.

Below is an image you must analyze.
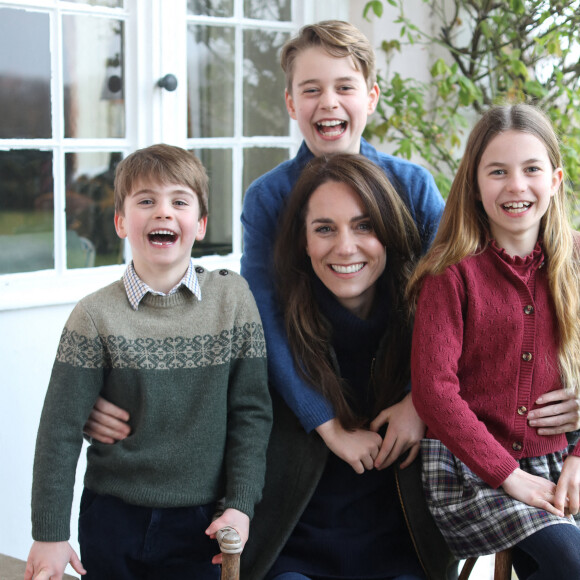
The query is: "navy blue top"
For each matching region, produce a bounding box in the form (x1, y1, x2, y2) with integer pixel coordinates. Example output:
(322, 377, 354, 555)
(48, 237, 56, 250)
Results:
(266, 279, 424, 579)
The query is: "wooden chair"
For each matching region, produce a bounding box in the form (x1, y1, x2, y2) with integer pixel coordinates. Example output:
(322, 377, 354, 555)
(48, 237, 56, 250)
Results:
(217, 526, 242, 580)
(459, 549, 513, 580)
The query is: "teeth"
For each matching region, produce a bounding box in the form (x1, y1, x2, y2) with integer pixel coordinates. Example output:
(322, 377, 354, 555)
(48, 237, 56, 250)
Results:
(150, 229, 176, 236)
(503, 202, 531, 213)
(331, 263, 364, 274)
(317, 120, 344, 127)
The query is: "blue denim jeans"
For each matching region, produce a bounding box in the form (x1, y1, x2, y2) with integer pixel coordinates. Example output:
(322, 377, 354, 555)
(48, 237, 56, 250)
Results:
(78, 488, 220, 579)
(513, 522, 580, 580)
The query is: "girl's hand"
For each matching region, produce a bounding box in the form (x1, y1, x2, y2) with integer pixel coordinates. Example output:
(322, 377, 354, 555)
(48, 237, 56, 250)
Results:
(528, 389, 580, 435)
(205, 508, 250, 565)
(315, 418, 382, 474)
(501, 468, 565, 518)
(83, 397, 131, 444)
(555, 455, 580, 516)
(369, 392, 426, 470)
(24, 541, 86, 580)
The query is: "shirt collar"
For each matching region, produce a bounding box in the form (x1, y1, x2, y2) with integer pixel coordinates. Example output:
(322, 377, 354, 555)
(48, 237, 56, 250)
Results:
(122, 259, 201, 310)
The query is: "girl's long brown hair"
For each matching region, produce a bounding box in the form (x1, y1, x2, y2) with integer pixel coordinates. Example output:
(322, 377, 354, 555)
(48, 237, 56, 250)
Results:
(407, 104, 580, 394)
(274, 154, 421, 428)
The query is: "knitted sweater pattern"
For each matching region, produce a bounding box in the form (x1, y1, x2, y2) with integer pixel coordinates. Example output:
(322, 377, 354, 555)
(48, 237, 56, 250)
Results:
(240, 138, 444, 432)
(32, 267, 271, 542)
(412, 243, 579, 489)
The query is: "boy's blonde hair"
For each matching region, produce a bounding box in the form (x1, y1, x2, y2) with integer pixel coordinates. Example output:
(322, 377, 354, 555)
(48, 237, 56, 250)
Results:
(408, 103, 580, 394)
(114, 144, 209, 218)
(280, 20, 377, 92)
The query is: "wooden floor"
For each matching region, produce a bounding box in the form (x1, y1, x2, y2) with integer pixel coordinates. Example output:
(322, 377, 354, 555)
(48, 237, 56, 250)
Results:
(0, 553, 77, 580)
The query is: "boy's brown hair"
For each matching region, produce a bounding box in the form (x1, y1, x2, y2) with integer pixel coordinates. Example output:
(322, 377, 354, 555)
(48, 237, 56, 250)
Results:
(280, 20, 377, 92)
(114, 144, 209, 217)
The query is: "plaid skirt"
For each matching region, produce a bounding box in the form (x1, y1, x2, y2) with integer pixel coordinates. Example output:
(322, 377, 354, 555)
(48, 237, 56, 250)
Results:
(420, 438, 580, 559)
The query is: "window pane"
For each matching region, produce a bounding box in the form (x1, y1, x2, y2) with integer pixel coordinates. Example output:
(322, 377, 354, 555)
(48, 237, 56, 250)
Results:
(187, 25, 235, 139)
(65, 152, 123, 269)
(0, 150, 54, 274)
(193, 149, 232, 256)
(243, 147, 289, 193)
(67, 0, 124, 6)
(187, 0, 233, 17)
(244, 0, 291, 21)
(0, 8, 51, 139)
(63, 15, 125, 139)
(243, 29, 290, 137)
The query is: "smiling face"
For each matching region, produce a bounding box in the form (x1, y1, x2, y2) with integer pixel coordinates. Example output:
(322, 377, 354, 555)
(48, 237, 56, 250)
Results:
(476, 130, 563, 256)
(114, 179, 207, 292)
(285, 46, 379, 157)
(305, 180, 386, 318)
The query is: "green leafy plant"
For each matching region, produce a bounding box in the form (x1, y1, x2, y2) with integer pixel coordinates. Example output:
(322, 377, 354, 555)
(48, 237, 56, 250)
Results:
(363, 0, 580, 222)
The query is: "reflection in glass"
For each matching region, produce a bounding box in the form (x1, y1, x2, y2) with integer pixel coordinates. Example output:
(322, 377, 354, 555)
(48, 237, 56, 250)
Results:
(188, 25, 235, 139)
(63, 15, 125, 139)
(0, 8, 51, 139)
(243, 148, 289, 193)
(67, 0, 123, 6)
(187, 0, 233, 17)
(65, 152, 123, 269)
(192, 149, 232, 256)
(0, 151, 54, 274)
(244, 0, 291, 21)
(243, 29, 289, 137)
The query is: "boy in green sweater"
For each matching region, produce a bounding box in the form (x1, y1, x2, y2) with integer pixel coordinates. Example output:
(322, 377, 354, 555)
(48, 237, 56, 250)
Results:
(25, 144, 272, 580)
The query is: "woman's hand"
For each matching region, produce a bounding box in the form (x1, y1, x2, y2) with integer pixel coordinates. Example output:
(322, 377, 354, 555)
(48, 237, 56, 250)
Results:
(369, 392, 426, 470)
(528, 389, 580, 435)
(315, 418, 382, 474)
(501, 467, 566, 518)
(83, 397, 131, 444)
(555, 455, 580, 516)
(206, 508, 250, 565)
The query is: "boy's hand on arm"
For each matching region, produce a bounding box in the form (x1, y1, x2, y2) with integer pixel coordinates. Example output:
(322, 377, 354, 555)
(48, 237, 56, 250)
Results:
(25, 541, 86, 580)
(501, 467, 565, 518)
(370, 392, 426, 470)
(205, 508, 250, 565)
(528, 389, 580, 435)
(554, 455, 580, 516)
(83, 396, 131, 444)
(315, 418, 382, 474)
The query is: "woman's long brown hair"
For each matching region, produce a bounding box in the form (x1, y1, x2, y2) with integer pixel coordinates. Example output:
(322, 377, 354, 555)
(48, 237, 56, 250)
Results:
(274, 154, 422, 429)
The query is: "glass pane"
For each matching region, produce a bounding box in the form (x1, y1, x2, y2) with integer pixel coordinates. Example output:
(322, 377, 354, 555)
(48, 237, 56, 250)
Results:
(243, 29, 290, 137)
(0, 150, 54, 274)
(244, 0, 291, 21)
(243, 147, 289, 193)
(188, 25, 235, 139)
(0, 8, 51, 139)
(65, 152, 123, 269)
(187, 0, 233, 17)
(63, 15, 125, 139)
(192, 149, 232, 256)
(67, 0, 124, 6)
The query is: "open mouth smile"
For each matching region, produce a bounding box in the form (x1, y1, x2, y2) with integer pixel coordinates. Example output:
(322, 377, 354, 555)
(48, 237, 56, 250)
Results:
(316, 120, 347, 137)
(148, 229, 178, 246)
(502, 201, 532, 214)
(330, 263, 365, 274)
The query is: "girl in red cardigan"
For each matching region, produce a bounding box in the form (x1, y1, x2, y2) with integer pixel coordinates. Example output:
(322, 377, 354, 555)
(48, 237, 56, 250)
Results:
(408, 104, 580, 579)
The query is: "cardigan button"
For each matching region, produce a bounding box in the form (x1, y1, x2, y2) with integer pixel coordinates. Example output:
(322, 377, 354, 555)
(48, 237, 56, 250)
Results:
(524, 305, 534, 315)
(512, 441, 523, 451)
(517, 406, 528, 415)
(219, 269, 229, 276)
(195, 266, 204, 274)
(522, 352, 533, 362)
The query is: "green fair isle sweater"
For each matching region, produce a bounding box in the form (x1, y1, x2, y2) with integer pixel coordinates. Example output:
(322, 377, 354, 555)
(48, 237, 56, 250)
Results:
(31, 267, 272, 542)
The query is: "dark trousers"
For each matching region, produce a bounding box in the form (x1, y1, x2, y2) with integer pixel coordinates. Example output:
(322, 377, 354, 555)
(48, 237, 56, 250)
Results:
(513, 522, 580, 580)
(78, 488, 221, 580)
